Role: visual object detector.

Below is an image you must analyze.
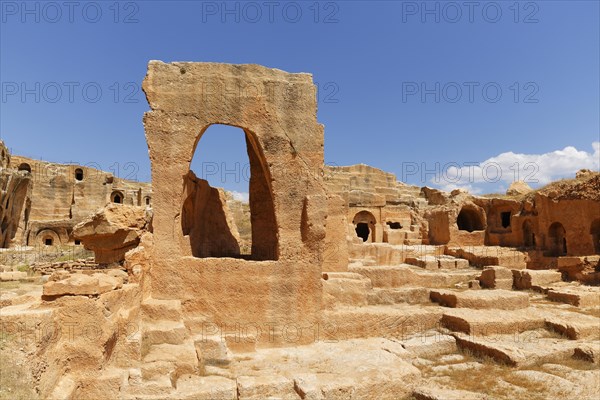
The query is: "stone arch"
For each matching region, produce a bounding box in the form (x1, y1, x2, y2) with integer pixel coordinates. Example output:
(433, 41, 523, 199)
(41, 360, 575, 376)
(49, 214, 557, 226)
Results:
(144, 196, 151, 206)
(36, 229, 60, 247)
(182, 123, 278, 260)
(142, 62, 327, 326)
(590, 219, 600, 254)
(352, 210, 377, 242)
(548, 222, 567, 256)
(457, 206, 485, 232)
(111, 191, 124, 204)
(18, 163, 31, 173)
(522, 220, 536, 248)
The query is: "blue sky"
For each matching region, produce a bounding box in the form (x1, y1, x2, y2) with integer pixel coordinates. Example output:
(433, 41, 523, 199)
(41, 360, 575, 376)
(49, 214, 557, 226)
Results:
(1, 1, 599, 196)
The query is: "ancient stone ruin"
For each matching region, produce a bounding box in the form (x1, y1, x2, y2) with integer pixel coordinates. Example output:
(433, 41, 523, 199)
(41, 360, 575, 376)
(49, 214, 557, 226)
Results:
(0, 62, 599, 400)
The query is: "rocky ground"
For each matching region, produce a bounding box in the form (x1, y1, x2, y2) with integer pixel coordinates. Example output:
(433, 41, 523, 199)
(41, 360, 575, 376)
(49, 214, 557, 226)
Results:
(0, 245, 598, 399)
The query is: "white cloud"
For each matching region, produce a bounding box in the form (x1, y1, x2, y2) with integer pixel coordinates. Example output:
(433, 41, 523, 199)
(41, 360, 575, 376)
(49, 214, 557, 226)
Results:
(430, 142, 600, 194)
(231, 191, 249, 203)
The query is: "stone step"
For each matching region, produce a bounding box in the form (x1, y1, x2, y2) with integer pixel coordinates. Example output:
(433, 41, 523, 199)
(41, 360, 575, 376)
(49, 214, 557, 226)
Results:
(446, 246, 527, 269)
(141, 342, 198, 383)
(441, 308, 545, 335)
(405, 255, 469, 270)
(367, 287, 430, 305)
(237, 374, 298, 399)
(430, 289, 529, 310)
(173, 375, 237, 399)
(413, 387, 488, 400)
(512, 269, 562, 290)
(399, 331, 457, 358)
(141, 298, 183, 322)
(547, 286, 600, 307)
(544, 312, 600, 339)
(322, 305, 443, 340)
(182, 315, 213, 334)
(142, 320, 187, 348)
(192, 334, 232, 367)
(323, 272, 372, 306)
(452, 332, 581, 367)
(478, 266, 513, 290)
(350, 264, 479, 289)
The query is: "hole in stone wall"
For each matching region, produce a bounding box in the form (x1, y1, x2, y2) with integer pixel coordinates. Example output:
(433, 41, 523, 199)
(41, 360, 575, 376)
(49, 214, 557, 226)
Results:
(500, 211, 511, 228)
(75, 168, 84, 181)
(590, 219, 600, 254)
(386, 221, 402, 229)
(111, 192, 123, 204)
(45, 238, 53, 246)
(355, 223, 370, 242)
(352, 210, 376, 243)
(18, 163, 31, 173)
(457, 207, 485, 232)
(523, 220, 535, 248)
(183, 124, 277, 260)
(548, 222, 567, 256)
(74, 240, 81, 245)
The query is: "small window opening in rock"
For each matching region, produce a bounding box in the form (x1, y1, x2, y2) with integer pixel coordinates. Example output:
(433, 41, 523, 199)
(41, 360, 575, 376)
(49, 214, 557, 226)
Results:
(356, 223, 370, 242)
(112, 192, 123, 204)
(75, 240, 81, 245)
(387, 222, 402, 229)
(457, 207, 484, 232)
(45, 238, 53, 246)
(75, 168, 84, 181)
(18, 163, 31, 173)
(500, 212, 511, 228)
(145, 197, 151, 205)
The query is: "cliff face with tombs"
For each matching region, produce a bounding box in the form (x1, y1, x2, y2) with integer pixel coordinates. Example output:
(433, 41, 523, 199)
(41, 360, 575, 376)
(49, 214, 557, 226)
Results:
(0, 141, 32, 248)
(323, 163, 599, 271)
(1, 150, 152, 250)
(0, 62, 599, 400)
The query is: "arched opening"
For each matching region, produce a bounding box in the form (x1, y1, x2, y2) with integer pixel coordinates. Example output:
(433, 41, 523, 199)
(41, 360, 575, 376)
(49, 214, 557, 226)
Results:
(457, 207, 485, 232)
(183, 124, 277, 260)
(548, 222, 567, 256)
(145, 196, 151, 206)
(37, 229, 60, 248)
(111, 191, 124, 204)
(522, 220, 536, 248)
(18, 163, 31, 173)
(75, 168, 84, 181)
(352, 210, 377, 243)
(590, 219, 600, 254)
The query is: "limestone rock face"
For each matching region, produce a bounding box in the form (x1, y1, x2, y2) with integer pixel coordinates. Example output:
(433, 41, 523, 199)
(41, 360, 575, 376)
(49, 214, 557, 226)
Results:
(73, 204, 150, 264)
(506, 180, 533, 196)
(182, 171, 241, 258)
(0, 141, 32, 248)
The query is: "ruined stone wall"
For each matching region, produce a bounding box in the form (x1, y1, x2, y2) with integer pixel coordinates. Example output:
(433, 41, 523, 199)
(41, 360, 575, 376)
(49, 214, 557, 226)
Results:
(142, 61, 327, 331)
(419, 176, 600, 257)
